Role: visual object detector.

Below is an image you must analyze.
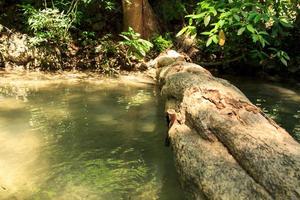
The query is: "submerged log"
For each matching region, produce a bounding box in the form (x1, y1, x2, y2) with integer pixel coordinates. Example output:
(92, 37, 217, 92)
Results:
(154, 51, 300, 199)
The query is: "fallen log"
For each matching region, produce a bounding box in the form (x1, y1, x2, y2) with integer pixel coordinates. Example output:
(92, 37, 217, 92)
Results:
(154, 51, 300, 199)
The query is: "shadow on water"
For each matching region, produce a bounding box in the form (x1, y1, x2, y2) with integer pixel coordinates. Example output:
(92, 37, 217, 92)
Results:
(228, 77, 300, 142)
(2, 71, 299, 199)
(0, 72, 184, 200)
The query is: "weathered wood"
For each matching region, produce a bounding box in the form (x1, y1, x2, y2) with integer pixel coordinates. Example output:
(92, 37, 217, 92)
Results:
(155, 51, 300, 199)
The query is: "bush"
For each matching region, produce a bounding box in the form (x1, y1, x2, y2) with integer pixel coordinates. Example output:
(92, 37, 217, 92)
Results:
(152, 34, 173, 52)
(21, 4, 74, 46)
(119, 27, 153, 59)
(178, 0, 298, 66)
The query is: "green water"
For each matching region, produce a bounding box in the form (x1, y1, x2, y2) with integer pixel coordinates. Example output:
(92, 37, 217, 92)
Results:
(1, 73, 300, 200)
(231, 78, 300, 142)
(0, 75, 184, 200)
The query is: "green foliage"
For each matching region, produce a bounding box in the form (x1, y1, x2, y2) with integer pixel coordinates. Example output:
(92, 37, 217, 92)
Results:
(153, 0, 198, 28)
(152, 34, 173, 52)
(20, 0, 121, 46)
(80, 0, 118, 11)
(119, 27, 153, 59)
(21, 4, 75, 46)
(79, 31, 96, 45)
(178, 0, 297, 66)
(154, 0, 187, 22)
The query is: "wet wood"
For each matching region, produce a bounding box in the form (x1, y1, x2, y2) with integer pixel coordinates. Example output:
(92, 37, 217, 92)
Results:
(155, 52, 300, 199)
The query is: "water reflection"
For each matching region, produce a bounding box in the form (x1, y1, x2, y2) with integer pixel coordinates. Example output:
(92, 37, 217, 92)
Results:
(0, 72, 183, 200)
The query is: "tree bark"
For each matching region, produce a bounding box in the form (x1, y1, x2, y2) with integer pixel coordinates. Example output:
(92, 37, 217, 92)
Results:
(122, 0, 159, 38)
(154, 51, 300, 199)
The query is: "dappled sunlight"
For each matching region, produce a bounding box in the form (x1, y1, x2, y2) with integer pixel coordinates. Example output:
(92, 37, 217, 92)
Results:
(117, 90, 152, 109)
(0, 97, 26, 111)
(0, 70, 155, 95)
(0, 73, 183, 199)
(29, 147, 164, 200)
(95, 114, 118, 125)
(140, 122, 156, 133)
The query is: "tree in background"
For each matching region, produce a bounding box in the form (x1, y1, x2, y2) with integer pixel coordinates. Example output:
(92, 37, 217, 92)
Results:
(122, 0, 159, 39)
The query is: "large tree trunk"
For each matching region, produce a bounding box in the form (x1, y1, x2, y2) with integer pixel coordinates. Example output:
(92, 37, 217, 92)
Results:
(122, 0, 159, 38)
(154, 51, 300, 199)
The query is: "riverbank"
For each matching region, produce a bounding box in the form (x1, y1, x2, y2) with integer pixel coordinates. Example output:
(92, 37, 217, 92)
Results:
(1, 30, 300, 86)
(1, 0, 299, 83)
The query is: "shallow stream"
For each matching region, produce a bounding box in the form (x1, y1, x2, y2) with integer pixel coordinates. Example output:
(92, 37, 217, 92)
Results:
(0, 71, 299, 200)
(0, 71, 183, 200)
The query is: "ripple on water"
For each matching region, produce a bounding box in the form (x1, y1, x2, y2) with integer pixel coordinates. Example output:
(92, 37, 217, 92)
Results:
(0, 71, 184, 200)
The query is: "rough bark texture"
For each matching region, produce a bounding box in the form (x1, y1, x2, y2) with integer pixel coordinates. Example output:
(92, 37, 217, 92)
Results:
(122, 0, 159, 38)
(155, 51, 300, 199)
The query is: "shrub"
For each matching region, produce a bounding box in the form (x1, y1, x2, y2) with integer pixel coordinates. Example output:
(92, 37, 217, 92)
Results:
(178, 0, 297, 66)
(21, 4, 74, 46)
(152, 34, 173, 52)
(119, 27, 153, 59)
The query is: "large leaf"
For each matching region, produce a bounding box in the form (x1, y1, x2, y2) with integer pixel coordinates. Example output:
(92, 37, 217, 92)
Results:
(233, 14, 240, 21)
(280, 58, 288, 66)
(206, 37, 213, 47)
(212, 35, 218, 44)
(204, 15, 211, 27)
(246, 24, 255, 33)
(201, 31, 212, 35)
(187, 13, 206, 19)
(176, 26, 189, 37)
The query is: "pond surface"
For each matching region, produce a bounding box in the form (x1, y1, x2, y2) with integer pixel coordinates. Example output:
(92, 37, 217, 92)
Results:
(1, 72, 300, 200)
(0, 71, 184, 200)
(230, 77, 300, 142)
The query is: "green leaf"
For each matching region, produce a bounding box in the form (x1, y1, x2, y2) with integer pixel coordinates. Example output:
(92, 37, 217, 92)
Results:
(279, 18, 293, 28)
(201, 32, 212, 35)
(204, 15, 211, 27)
(206, 37, 213, 47)
(246, 24, 255, 33)
(283, 53, 290, 60)
(254, 15, 261, 23)
(218, 19, 225, 27)
(258, 31, 269, 36)
(176, 27, 189, 37)
(237, 27, 245, 35)
(233, 14, 240, 21)
(187, 13, 206, 19)
(280, 58, 288, 66)
(248, 12, 258, 21)
(252, 34, 258, 43)
(211, 8, 217, 16)
(212, 35, 218, 44)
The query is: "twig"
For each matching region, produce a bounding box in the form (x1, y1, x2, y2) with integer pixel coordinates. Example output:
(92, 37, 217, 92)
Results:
(198, 55, 244, 66)
(1, 25, 13, 34)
